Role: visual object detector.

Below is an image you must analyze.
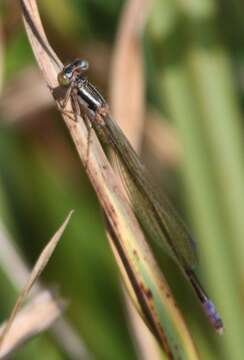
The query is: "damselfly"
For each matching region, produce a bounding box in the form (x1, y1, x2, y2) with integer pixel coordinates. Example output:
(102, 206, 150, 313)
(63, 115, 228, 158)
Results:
(57, 59, 224, 333)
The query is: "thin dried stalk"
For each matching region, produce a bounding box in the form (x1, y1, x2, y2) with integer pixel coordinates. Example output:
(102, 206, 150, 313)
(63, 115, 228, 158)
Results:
(110, 0, 150, 150)
(0, 219, 91, 360)
(0, 211, 73, 350)
(0, 291, 65, 359)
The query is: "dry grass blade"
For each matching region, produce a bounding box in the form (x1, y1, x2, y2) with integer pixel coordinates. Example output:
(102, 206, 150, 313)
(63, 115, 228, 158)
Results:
(0, 291, 65, 359)
(123, 286, 164, 360)
(110, 0, 150, 150)
(105, 217, 198, 359)
(0, 210, 73, 350)
(144, 111, 181, 169)
(19, 0, 199, 358)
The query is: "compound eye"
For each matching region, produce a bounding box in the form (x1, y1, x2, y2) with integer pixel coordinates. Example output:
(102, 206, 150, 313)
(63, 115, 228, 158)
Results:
(57, 72, 70, 87)
(79, 60, 89, 71)
(72, 59, 89, 72)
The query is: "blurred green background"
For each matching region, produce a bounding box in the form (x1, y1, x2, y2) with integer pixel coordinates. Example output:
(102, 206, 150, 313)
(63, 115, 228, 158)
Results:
(1, 0, 244, 359)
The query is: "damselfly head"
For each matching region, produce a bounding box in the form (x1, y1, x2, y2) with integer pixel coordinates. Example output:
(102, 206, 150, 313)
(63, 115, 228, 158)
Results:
(58, 59, 89, 87)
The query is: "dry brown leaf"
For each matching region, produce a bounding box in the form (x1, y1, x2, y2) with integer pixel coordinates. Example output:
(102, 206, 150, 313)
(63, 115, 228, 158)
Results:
(110, 0, 151, 150)
(0, 291, 65, 359)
